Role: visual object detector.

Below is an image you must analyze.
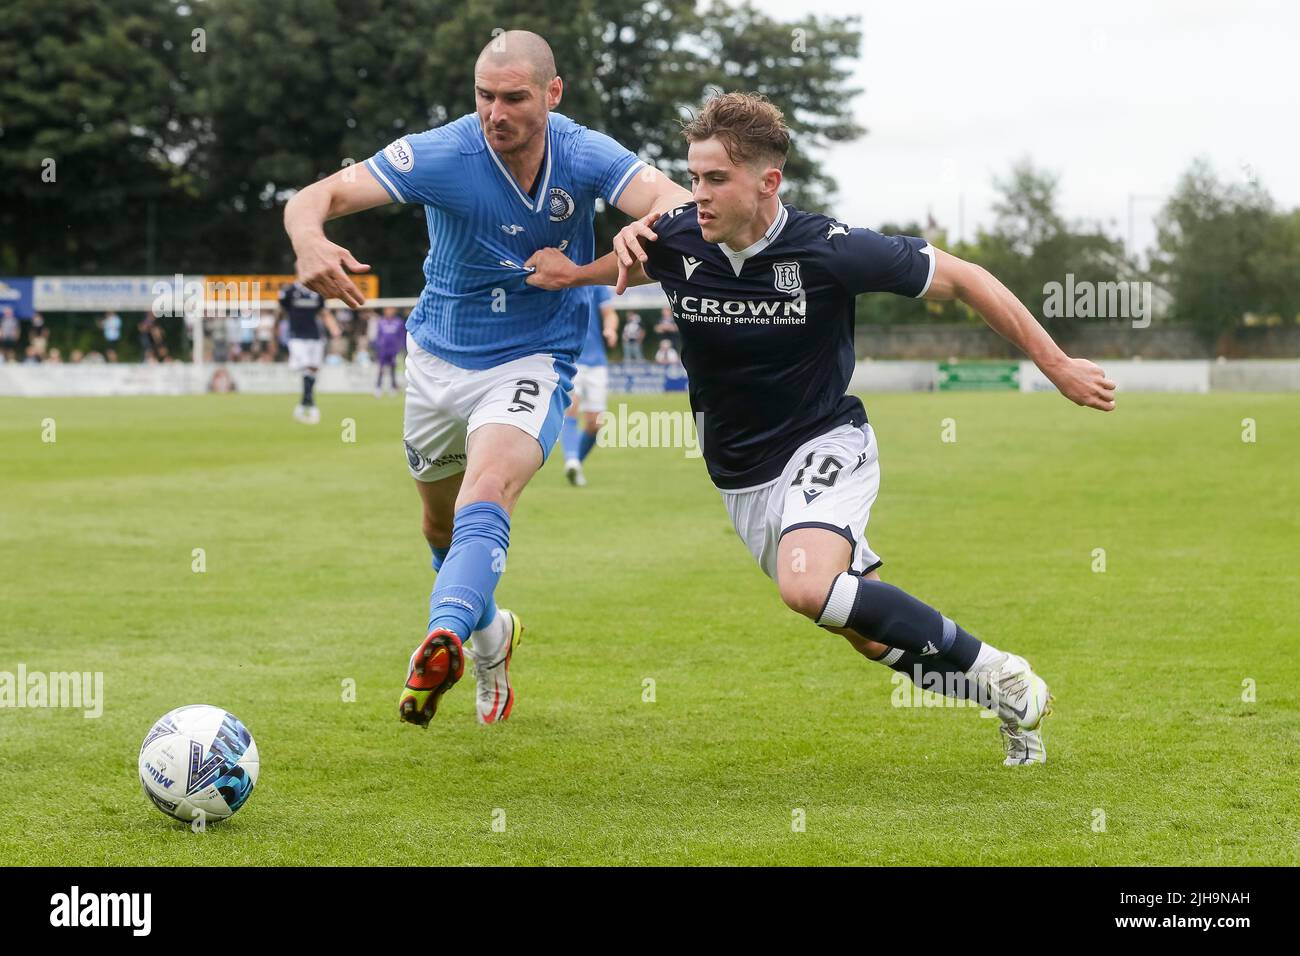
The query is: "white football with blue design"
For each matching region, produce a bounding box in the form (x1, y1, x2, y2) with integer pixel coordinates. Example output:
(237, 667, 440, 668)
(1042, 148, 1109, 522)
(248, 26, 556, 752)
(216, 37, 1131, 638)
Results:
(139, 705, 259, 823)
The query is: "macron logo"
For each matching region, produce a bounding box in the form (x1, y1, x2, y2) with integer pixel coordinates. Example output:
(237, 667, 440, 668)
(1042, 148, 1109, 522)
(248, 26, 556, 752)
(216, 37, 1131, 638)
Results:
(920, 641, 940, 657)
(826, 223, 850, 239)
(50, 886, 152, 936)
(682, 256, 702, 280)
(500, 224, 525, 235)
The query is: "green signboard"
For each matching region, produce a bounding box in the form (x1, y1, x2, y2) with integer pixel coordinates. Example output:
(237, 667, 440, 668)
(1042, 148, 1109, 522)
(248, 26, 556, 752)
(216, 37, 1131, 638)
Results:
(938, 361, 1020, 391)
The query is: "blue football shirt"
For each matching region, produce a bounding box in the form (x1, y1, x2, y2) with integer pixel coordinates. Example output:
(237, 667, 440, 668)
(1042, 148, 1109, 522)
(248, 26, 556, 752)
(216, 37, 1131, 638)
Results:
(366, 113, 644, 370)
(576, 285, 613, 366)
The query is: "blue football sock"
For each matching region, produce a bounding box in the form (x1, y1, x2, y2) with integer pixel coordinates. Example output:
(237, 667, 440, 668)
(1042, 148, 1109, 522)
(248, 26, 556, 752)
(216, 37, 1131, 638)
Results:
(817, 574, 983, 670)
(428, 532, 498, 635)
(560, 415, 581, 461)
(578, 429, 598, 462)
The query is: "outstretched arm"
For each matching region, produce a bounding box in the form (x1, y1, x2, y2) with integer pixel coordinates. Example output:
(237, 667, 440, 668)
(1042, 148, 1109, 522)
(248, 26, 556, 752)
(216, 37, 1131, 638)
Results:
(284, 167, 392, 308)
(525, 166, 689, 293)
(924, 249, 1116, 411)
(526, 247, 653, 292)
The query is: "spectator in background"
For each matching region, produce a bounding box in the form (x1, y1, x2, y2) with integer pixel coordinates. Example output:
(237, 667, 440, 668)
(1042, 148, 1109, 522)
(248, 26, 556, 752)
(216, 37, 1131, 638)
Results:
(70, 349, 84, 363)
(210, 313, 231, 363)
(256, 309, 277, 361)
(654, 307, 680, 353)
(149, 312, 170, 362)
(27, 319, 49, 362)
(207, 367, 238, 393)
(654, 337, 680, 367)
(234, 310, 253, 359)
(373, 306, 405, 398)
(99, 310, 122, 352)
(622, 312, 644, 363)
(0, 307, 19, 362)
(138, 312, 158, 361)
(47, 347, 63, 364)
(323, 307, 352, 364)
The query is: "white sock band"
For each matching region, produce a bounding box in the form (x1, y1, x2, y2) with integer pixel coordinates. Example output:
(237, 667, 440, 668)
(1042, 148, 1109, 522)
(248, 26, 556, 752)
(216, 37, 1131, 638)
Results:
(816, 572, 859, 629)
(877, 647, 905, 666)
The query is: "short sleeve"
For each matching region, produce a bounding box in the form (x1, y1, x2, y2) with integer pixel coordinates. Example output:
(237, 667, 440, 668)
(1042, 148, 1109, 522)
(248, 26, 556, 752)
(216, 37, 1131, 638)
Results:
(641, 235, 669, 283)
(365, 128, 460, 207)
(824, 226, 936, 298)
(573, 128, 645, 206)
(640, 207, 692, 283)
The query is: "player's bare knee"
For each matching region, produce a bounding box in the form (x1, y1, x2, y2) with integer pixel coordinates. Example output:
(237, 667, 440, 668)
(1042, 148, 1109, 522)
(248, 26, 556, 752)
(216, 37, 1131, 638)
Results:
(459, 470, 514, 510)
(778, 575, 834, 621)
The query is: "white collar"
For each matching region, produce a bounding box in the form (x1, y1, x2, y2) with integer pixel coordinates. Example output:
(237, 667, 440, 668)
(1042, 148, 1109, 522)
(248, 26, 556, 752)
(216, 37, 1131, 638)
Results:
(717, 203, 788, 277)
(483, 122, 552, 214)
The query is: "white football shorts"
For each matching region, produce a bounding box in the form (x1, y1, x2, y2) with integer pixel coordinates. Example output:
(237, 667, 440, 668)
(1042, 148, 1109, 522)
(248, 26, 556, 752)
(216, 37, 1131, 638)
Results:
(402, 333, 573, 482)
(572, 362, 609, 414)
(721, 421, 883, 581)
(287, 337, 325, 372)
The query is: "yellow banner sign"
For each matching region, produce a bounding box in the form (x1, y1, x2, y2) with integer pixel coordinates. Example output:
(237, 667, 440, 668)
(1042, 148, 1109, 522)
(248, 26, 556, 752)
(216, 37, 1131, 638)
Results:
(204, 274, 379, 303)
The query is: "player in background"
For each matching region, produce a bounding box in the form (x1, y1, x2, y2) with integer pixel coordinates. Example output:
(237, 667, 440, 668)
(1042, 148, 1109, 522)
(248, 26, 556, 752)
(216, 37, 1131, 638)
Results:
(283, 31, 691, 726)
(278, 280, 339, 424)
(560, 285, 618, 486)
(373, 306, 406, 398)
(528, 93, 1117, 766)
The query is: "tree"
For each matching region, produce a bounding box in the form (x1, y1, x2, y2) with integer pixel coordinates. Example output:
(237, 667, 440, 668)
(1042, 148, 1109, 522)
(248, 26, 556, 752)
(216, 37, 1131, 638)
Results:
(968, 159, 1123, 332)
(3, 0, 866, 289)
(0, 0, 203, 274)
(1153, 158, 1298, 335)
(693, 2, 864, 213)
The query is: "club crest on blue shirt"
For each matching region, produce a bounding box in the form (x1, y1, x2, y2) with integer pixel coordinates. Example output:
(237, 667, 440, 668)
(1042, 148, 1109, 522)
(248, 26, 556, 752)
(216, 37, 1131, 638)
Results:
(383, 138, 415, 172)
(548, 187, 575, 222)
(772, 261, 803, 296)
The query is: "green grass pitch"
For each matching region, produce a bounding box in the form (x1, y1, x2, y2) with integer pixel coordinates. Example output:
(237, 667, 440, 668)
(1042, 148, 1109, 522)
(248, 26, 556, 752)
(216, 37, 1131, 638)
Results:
(1, 389, 1296, 865)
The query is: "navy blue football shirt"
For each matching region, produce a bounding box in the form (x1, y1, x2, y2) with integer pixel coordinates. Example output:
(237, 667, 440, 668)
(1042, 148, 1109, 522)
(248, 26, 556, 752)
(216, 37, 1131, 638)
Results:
(278, 283, 326, 340)
(640, 202, 935, 489)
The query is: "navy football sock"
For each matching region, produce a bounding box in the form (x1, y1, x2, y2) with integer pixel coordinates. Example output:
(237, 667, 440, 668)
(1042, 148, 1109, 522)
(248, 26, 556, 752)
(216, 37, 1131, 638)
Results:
(871, 647, 986, 705)
(302, 374, 315, 406)
(426, 502, 509, 640)
(817, 573, 983, 670)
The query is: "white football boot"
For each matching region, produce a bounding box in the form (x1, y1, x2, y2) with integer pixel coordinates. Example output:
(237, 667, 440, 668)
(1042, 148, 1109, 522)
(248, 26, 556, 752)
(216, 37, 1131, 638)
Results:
(979, 652, 1053, 731)
(305, 405, 321, 425)
(293, 404, 308, 423)
(999, 723, 1047, 766)
(465, 609, 523, 724)
(564, 459, 587, 487)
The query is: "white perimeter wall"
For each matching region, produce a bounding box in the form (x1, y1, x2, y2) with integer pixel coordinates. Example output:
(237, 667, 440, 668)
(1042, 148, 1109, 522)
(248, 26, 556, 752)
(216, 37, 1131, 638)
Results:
(4, 359, 1300, 397)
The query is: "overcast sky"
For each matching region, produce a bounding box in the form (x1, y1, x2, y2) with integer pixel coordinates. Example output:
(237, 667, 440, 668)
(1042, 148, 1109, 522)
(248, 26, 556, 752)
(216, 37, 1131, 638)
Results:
(747, 0, 1297, 255)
